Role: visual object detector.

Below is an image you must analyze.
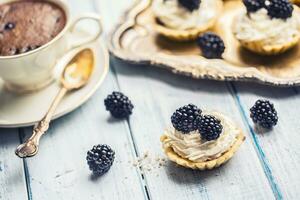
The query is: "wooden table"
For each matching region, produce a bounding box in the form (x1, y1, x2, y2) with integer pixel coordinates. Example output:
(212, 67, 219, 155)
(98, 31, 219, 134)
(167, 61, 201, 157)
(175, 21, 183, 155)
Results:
(1, 0, 300, 199)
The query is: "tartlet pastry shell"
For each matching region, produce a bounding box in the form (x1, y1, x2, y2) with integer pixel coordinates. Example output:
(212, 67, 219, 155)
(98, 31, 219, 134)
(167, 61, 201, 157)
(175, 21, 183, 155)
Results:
(291, 0, 300, 5)
(160, 131, 245, 170)
(236, 33, 300, 55)
(234, 6, 300, 55)
(153, 0, 223, 41)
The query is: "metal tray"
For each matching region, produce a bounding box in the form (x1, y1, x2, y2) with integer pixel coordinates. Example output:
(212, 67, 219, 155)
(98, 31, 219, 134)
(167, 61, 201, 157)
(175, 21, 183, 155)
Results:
(109, 0, 300, 86)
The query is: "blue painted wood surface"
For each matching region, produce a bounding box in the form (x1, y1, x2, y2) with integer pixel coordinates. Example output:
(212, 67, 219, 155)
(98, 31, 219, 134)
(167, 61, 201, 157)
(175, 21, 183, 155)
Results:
(1, 0, 300, 199)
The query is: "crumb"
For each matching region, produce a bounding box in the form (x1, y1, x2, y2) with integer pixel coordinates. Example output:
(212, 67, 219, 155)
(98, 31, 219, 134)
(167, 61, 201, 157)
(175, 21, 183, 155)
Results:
(143, 151, 149, 158)
(132, 161, 139, 167)
(131, 151, 167, 172)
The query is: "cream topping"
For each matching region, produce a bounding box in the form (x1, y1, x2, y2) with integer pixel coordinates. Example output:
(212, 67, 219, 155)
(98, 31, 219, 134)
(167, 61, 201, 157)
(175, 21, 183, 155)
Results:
(234, 8, 300, 46)
(162, 112, 240, 162)
(152, 0, 220, 30)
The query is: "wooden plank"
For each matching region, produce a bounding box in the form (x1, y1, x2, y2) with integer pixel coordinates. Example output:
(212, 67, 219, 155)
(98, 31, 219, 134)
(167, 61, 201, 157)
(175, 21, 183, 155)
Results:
(111, 59, 275, 200)
(20, 0, 147, 199)
(22, 72, 147, 200)
(232, 82, 300, 199)
(0, 128, 28, 200)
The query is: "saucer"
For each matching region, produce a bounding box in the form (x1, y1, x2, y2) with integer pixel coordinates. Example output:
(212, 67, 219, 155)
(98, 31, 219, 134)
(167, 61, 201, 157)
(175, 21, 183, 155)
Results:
(0, 33, 109, 128)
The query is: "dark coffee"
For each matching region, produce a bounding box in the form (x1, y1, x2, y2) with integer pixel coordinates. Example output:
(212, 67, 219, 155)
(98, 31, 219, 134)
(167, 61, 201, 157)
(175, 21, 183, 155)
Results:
(0, 0, 66, 56)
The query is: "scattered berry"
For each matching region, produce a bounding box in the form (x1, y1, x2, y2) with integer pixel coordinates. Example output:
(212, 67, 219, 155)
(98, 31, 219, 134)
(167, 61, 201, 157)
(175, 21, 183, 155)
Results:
(197, 115, 223, 141)
(4, 22, 15, 30)
(171, 104, 202, 133)
(266, 0, 293, 19)
(243, 0, 265, 13)
(250, 99, 278, 129)
(178, 0, 201, 12)
(197, 32, 225, 59)
(86, 144, 115, 175)
(104, 92, 134, 119)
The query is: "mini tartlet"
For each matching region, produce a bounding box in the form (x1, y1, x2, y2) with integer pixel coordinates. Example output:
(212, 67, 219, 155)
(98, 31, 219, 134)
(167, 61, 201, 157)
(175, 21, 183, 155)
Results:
(161, 105, 245, 170)
(233, 0, 300, 55)
(291, 0, 300, 5)
(152, 0, 223, 41)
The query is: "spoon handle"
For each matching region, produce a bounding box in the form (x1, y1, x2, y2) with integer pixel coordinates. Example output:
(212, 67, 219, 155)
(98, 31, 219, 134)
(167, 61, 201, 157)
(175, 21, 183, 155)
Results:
(15, 87, 68, 158)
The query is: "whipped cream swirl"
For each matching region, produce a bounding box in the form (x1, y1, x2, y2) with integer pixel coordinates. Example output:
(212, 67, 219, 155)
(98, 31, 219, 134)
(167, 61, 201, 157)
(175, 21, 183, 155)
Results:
(152, 0, 220, 30)
(162, 112, 240, 162)
(234, 8, 300, 46)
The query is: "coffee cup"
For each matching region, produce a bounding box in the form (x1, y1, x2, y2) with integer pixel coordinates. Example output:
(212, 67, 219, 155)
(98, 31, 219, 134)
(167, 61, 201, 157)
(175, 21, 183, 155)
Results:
(0, 0, 102, 92)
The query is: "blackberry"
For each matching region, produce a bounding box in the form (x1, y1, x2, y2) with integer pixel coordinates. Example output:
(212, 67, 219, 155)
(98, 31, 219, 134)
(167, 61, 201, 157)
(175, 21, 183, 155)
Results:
(104, 92, 134, 119)
(197, 32, 225, 59)
(266, 0, 293, 19)
(197, 115, 223, 141)
(243, 0, 265, 13)
(178, 0, 201, 12)
(171, 104, 202, 133)
(250, 99, 278, 129)
(86, 144, 115, 175)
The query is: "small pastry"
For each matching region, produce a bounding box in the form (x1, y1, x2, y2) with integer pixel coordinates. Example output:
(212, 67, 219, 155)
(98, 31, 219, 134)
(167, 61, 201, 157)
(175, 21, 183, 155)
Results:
(152, 0, 223, 41)
(290, 0, 300, 5)
(161, 104, 245, 170)
(233, 0, 300, 55)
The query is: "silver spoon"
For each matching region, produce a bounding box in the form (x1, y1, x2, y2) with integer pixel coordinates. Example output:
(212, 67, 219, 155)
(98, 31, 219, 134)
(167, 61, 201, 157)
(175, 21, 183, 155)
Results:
(15, 48, 94, 158)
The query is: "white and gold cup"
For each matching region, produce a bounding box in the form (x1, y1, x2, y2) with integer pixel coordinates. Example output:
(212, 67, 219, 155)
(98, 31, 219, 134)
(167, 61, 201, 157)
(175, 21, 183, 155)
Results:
(0, 0, 102, 92)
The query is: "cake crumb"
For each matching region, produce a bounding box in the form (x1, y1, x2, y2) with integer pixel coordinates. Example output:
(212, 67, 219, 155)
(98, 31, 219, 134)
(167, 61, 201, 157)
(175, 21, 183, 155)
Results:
(132, 151, 167, 172)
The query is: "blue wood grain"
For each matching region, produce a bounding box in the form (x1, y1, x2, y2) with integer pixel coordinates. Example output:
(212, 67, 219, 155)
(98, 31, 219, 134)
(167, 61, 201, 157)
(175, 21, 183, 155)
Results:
(229, 83, 283, 200)
(110, 38, 152, 200)
(0, 129, 28, 200)
(18, 129, 33, 200)
(22, 160, 33, 200)
(232, 82, 300, 199)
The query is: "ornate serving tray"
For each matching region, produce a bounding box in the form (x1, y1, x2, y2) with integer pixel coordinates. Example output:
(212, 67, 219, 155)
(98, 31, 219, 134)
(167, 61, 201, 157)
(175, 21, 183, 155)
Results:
(109, 0, 300, 86)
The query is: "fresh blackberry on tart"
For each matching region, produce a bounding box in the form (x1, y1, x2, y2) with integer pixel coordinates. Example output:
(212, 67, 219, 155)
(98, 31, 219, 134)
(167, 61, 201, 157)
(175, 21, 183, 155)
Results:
(197, 114, 223, 141)
(243, 0, 265, 13)
(266, 0, 293, 19)
(171, 104, 202, 133)
(178, 0, 201, 12)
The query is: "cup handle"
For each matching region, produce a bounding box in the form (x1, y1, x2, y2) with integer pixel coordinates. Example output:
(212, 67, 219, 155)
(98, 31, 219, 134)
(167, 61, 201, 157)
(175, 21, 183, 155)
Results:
(68, 13, 102, 49)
